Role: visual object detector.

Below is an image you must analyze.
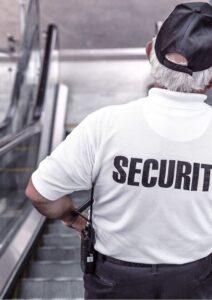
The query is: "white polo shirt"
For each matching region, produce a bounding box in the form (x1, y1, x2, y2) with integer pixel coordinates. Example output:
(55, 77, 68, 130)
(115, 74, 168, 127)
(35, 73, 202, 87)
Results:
(32, 87, 212, 264)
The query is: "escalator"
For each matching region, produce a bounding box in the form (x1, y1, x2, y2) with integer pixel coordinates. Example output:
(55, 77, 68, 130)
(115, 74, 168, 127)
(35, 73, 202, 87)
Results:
(0, 0, 83, 297)
(2, 1, 211, 298)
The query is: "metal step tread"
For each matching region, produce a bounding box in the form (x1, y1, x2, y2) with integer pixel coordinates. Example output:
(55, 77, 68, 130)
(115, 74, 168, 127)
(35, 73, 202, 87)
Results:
(17, 278, 84, 298)
(47, 223, 75, 234)
(28, 261, 82, 277)
(30, 260, 79, 264)
(21, 277, 83, 282)
(42, 234, 80, 246)
(36, 246, 80, 261)
(37, 245, 80, 250)
(42, 233, 78, 237)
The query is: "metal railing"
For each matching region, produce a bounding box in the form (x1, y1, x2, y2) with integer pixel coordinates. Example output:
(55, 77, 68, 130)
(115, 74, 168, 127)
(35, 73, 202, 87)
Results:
(0, 23, 61, 299)
(0, 0, 40, 133)
(0, 122, 41, 156)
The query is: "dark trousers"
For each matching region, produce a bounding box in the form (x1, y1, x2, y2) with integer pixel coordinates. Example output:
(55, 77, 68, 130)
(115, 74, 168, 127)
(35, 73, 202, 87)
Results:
(84, 252, 212, 299)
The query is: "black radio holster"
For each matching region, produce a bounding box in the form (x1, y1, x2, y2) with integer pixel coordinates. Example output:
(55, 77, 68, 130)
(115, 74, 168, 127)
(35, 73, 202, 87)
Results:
(72, 186, 97, 274)
(81, 222, 97, 274)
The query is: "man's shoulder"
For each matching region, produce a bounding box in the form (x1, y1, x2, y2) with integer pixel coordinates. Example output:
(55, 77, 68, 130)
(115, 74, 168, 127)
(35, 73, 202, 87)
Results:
(78, 97, 147, 134)
(90, 97, 146, 119)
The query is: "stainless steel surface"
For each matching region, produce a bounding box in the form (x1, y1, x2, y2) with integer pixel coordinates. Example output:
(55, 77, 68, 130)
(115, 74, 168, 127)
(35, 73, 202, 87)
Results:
(18, 278, 83, 298)
(0, 0, 41, 135)
(51, 84, 68, 150)
(0, 209, 45, 296)
(0, 122, 41, 156)
(0, 129, 42, 297)
(60, 48, 146, 60)
(36, 246, 80, 261)
(9, 0, 41, 133)
(0, 61, 17, 124)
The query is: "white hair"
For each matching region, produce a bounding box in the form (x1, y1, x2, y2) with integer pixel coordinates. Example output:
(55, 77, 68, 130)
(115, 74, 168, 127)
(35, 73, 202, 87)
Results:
(150, 37, 212, 93)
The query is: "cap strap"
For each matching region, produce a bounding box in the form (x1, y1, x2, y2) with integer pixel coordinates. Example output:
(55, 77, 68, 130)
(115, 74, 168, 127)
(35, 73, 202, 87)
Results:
(163, 57, 193, 76)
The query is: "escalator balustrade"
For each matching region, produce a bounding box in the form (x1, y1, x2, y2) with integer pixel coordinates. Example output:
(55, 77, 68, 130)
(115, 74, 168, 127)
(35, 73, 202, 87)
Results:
(0, 133, 40, 254)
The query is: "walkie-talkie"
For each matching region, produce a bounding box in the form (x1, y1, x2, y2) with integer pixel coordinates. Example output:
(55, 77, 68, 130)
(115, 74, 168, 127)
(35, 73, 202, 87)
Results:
(81, 221, 96, 273)
(71, 187, 96, 274)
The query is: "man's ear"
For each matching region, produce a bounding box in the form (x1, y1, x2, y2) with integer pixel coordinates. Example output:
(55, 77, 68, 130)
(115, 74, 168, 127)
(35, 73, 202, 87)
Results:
(146, 41, 153, 60)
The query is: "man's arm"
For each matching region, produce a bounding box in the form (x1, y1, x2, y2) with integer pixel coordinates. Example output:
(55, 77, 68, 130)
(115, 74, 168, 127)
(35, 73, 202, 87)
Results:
(25, 178, 86, 231)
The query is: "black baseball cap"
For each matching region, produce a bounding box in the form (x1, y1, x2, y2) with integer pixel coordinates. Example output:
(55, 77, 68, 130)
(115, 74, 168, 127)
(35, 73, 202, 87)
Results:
(155, 2, 212, 75)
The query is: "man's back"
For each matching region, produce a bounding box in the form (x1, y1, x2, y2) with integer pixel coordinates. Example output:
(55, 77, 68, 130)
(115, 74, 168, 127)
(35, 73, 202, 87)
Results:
(83, 88, 212, 264)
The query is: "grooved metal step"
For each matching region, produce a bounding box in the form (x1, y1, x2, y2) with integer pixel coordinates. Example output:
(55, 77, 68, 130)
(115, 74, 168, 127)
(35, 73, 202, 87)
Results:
(17, 278, 84, 298)
(17, 219, 82, 298)
(47, 223, 74, 234)
(35, 246, 80, 261)
(28, 261, 83, 277)
(42, 234, 80, 247)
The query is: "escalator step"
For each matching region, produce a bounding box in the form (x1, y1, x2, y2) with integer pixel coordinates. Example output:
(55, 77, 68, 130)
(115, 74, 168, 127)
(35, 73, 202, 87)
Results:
(17, 278, 84, 298)
(42, 234, 80, 247)
(47, 223, 75, 234)
(36, 246, 80, 261)
(28, 261, 83, 277)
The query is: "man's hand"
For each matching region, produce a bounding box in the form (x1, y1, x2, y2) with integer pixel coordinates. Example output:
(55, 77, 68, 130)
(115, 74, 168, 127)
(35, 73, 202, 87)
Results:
(61, 214, 87, 232)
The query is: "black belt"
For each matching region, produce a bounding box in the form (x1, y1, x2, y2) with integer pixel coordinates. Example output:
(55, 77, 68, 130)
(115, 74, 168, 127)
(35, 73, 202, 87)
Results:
(97, 251, 212, 268)
(97, 252, 158, 267)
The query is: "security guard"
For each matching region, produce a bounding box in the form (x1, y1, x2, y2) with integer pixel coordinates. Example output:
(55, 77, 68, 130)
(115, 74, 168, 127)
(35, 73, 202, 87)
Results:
(26, 2, 212, 299)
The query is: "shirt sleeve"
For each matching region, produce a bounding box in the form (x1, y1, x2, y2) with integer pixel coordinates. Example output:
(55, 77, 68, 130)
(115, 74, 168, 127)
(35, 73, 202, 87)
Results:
(32, 112, 98, 200)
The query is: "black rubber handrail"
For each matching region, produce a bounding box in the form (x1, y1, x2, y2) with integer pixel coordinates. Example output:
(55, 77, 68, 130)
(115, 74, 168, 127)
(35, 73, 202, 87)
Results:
(33, 24, 59, 119)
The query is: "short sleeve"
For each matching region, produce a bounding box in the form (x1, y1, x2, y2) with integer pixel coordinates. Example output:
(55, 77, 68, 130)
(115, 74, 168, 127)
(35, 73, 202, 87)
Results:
(32, 112, 97, 200)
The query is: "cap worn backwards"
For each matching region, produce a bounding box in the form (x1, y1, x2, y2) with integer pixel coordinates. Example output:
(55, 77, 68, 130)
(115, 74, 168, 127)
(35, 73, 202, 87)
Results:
(155, 2, 212, 76)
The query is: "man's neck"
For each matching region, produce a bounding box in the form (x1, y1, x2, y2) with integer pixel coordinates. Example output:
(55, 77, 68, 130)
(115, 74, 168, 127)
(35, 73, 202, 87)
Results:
(154, 83, 207, 95)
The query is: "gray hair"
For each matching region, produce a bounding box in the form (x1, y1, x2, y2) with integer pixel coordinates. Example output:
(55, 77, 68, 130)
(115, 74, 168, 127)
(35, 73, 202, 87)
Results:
(150, 37, 212, 93)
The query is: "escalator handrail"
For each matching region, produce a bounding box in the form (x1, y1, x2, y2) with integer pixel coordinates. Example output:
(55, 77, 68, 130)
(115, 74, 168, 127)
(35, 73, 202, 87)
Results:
(0, 0, 40, 131)
(0, 122, 41, 156)
(33, 24, 59, 119)
(0, 24, 59, 133)
(0, 24, 59, 154)
(0, 24, 59, 157)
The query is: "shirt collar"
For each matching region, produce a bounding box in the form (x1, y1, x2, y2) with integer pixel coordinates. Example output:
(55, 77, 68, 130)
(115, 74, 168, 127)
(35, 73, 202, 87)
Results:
(148, 88, 207, 110)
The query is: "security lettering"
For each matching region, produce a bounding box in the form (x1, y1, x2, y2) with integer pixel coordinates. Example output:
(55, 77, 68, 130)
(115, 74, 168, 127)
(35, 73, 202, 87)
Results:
(112, 156, 212, 192)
